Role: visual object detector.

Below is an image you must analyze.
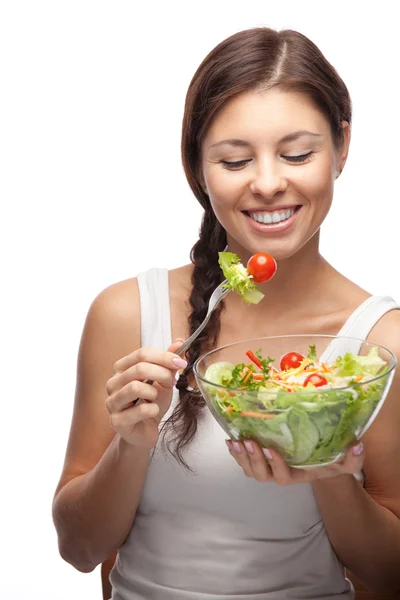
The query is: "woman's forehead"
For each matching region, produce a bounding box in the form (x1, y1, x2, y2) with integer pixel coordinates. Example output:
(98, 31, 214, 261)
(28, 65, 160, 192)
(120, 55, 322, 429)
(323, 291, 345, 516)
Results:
(203, 89, 330, 148)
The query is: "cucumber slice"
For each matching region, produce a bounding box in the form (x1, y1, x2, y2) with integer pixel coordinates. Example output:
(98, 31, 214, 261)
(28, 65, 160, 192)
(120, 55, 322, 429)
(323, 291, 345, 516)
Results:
(204, 361, 235, 386)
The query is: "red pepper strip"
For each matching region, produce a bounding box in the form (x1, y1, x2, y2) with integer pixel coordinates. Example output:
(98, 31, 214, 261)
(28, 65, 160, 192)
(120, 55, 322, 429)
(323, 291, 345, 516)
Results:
(246, 350, 263, 369)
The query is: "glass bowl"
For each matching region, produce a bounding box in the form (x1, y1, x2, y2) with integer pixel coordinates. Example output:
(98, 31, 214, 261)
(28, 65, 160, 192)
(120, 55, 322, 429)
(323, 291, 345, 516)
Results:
(193, 335, 396, 467)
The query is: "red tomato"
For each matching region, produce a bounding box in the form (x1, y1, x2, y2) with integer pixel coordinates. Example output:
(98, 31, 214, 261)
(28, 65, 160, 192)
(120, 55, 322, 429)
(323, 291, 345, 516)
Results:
(280, 351, 304, 371)
(247, 253, 277, 283)
(303, 373, 328, 388)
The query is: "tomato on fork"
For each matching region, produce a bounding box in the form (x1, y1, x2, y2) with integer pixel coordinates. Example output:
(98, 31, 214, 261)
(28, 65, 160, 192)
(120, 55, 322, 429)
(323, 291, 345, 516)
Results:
(247, 253, 277, 283)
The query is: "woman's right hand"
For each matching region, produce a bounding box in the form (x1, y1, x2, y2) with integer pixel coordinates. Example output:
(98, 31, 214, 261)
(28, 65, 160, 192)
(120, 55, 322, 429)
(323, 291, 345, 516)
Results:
(105, 338, 187, 449)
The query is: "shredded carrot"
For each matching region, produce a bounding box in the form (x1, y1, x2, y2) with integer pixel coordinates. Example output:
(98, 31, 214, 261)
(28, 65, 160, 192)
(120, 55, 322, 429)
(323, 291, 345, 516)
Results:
(239, 366, 251, 379)
(243, 370, 253, 384)
(240, 411, 276, 419)
(354, 376, 363, 382)
(253, 374, 264, 382)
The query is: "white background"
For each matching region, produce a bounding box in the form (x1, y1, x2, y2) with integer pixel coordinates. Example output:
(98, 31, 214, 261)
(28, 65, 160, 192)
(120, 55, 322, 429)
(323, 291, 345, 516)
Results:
(1, 1, 398, 599)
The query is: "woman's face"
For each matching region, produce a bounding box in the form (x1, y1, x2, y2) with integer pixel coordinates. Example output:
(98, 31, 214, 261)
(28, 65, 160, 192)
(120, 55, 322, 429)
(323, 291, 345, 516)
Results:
(200, 88, 350, 261)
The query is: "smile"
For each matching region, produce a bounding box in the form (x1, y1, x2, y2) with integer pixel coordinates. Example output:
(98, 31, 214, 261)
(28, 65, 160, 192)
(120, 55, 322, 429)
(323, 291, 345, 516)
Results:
(242, 206, 301, 234)
(246, 207, 299, 224)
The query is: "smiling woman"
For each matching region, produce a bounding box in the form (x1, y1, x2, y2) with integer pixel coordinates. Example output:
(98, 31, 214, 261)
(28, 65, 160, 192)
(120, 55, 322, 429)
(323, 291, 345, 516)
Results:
(52, 26, 400, 600)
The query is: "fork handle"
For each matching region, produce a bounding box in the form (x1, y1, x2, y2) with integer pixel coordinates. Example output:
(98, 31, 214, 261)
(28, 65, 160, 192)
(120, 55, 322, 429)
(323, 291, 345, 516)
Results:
(131, 286, 230, 406)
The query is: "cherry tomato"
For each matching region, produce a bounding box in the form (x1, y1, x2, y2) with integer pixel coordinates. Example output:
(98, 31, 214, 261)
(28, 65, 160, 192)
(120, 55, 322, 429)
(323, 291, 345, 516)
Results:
(280, 351, 304, 371)
(303, 373, 328, 388)
(247, 253, 277, 283)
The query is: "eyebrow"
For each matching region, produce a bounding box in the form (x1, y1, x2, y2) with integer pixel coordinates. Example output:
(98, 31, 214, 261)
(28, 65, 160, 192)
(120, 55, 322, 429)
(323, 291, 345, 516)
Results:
(209, 130, 323, 149)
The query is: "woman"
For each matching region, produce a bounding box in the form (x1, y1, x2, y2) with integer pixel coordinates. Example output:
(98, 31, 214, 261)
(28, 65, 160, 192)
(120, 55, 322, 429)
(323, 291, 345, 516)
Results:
(52, 27, 400, 599)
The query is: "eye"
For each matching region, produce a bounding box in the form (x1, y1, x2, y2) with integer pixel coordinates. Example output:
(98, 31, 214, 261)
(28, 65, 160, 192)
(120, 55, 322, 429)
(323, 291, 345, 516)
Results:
(283, 151, 314, 163)
(220, 152, 315, 170)
(221, 159, 251, 170)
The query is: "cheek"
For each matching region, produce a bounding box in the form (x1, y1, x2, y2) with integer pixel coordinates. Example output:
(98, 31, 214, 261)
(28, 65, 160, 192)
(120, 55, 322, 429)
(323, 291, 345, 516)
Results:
(205, 166, 244, 201)
(299, 161, 334, 208)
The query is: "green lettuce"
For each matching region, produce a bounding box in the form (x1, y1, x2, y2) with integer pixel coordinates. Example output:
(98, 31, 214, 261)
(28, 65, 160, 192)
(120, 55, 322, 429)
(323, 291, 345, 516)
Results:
(334, 346, 387, 377)
(218, 251, 264, 304)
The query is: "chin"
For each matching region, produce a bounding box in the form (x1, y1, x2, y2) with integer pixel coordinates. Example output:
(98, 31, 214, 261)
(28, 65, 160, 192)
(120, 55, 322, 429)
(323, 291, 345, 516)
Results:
(226, 236, 304, 262)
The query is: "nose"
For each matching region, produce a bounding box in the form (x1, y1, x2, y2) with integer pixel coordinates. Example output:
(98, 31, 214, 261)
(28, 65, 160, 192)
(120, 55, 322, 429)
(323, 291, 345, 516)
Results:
(249, 161, 288, 198)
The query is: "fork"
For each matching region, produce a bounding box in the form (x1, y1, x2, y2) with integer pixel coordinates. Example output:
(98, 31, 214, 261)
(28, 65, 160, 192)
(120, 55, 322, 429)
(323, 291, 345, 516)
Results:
(132, 279, 231, 404)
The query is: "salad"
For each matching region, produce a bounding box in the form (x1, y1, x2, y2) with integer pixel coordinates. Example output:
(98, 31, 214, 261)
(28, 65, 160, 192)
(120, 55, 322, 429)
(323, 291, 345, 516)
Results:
(218, 251, 277, 304)
(204, 345, 388, 465)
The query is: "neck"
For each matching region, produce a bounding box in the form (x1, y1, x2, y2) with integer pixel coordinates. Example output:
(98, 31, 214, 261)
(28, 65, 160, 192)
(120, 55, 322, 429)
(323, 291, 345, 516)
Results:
(225, 232, 335, 319)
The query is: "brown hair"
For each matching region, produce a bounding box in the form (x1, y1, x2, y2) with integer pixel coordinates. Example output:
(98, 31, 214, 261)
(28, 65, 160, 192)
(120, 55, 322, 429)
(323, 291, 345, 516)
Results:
(159, 27, 352, 471)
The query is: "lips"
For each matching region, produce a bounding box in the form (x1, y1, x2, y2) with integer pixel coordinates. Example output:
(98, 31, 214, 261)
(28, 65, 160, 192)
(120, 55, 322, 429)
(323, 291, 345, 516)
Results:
(242, 205, 301, 215)
(243, 205, 301, 233)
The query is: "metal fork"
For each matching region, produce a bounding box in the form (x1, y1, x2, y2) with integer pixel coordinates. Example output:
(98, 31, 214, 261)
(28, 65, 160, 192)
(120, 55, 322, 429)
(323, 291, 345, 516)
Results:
(132, 279, 230, 404)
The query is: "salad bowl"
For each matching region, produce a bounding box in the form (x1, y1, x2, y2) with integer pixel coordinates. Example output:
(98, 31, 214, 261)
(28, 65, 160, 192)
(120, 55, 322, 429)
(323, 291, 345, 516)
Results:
(193, 335, 396, 467)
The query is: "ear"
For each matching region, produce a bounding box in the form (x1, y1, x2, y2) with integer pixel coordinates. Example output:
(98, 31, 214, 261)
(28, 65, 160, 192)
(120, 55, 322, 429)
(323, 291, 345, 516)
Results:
(335, 120, 351, 176)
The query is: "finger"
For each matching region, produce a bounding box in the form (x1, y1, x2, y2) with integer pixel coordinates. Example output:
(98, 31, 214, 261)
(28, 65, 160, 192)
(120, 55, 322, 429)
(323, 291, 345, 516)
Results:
(169, 338, 186, 354)
(261, 448, 301, 485)
(113, 342, 186, 376)
(106, 380, 158, 414)
(262, 448, 323, 484)
(124, 362, 179, 389)
(110, 401, 160, 431)
(340, 441, 365, 474)
(243, 441, 273, 482)
(226, 440, 254, 478)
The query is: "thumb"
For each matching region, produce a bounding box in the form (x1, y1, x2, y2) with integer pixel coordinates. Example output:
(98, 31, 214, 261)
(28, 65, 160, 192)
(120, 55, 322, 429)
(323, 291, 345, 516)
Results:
(342, 441, 365, 474)
(167, 337, 186, 354)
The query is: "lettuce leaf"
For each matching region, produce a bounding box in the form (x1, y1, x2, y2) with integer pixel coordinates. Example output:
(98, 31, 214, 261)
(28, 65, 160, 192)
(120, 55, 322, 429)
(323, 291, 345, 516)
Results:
(334, 346, 386, 378)
(307, 344, 317, 361)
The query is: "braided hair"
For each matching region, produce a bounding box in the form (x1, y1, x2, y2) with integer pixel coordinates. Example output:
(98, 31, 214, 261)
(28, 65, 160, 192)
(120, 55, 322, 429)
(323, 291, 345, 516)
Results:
(158, 209, 227, 471)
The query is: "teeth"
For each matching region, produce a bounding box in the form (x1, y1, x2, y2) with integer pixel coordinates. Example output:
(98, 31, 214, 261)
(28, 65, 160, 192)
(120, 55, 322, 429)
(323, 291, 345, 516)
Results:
(249, 208, 295, 224)
(272, 212, 280, 223)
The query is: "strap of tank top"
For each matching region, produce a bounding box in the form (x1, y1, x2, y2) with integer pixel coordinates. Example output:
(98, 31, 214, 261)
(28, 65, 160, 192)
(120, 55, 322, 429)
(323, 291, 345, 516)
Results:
(136, 268, 172, 350)
(320, 295, 400, 363)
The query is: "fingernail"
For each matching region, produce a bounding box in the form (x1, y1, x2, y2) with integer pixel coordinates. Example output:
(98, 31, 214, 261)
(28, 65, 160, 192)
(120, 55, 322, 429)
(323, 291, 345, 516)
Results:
(244, 441, 254, 454)
(173, 357, 187, 369)
(233, 441, 241, 453)
(263, 448, 273, 460)
(353, 442, 364, 456)
(225, 440, 232, 450)
(175, 338, 185, 343)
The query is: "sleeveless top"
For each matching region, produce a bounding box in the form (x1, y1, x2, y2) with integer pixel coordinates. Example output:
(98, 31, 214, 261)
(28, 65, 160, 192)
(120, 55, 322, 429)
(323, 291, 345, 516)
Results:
(110, 268, 399, 600)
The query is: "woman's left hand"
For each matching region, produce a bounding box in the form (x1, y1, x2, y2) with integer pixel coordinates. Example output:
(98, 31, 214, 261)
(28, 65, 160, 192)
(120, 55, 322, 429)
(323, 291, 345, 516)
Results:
(226, 439, 365, 485)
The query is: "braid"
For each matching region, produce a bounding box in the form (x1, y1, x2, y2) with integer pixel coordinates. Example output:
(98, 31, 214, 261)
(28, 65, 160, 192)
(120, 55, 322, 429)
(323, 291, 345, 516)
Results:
(158, 208, 227, 472)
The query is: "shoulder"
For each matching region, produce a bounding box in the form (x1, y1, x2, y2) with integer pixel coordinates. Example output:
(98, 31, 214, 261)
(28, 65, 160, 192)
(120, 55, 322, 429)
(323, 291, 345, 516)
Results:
(84, 277, 142, 357)
(367, 304, 400, 354)
(87, 265, 194, 345)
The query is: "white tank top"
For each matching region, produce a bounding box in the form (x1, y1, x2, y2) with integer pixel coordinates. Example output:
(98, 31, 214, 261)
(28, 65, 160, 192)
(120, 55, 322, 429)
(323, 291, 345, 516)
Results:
(110, 268, 399, 600)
